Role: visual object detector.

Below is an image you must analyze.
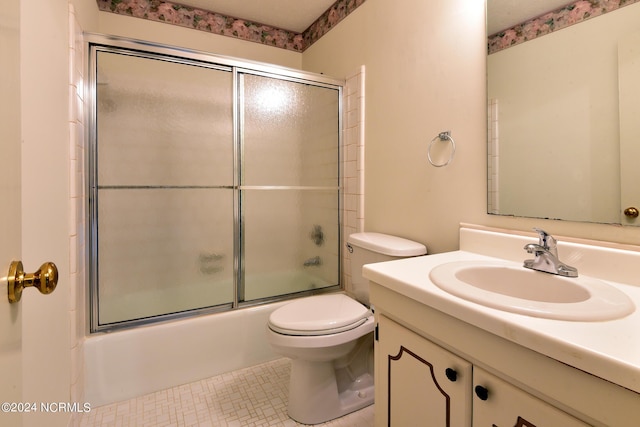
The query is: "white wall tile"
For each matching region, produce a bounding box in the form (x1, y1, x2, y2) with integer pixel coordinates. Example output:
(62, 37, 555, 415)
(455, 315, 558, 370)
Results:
(342, 67, 365, 294)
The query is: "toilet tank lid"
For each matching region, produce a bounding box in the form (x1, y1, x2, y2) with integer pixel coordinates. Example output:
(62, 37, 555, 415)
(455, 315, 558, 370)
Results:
(347, 232, 427, 257)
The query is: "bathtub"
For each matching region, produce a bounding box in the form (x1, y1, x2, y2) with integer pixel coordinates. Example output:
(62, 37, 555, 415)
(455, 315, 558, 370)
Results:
(84, 300, 291, 407)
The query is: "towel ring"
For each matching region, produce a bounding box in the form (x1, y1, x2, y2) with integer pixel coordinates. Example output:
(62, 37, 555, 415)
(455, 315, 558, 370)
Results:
(427, 131, 456, 167)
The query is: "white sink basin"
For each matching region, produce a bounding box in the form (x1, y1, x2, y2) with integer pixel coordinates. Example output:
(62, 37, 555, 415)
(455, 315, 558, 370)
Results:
(429, 261, 635, 321)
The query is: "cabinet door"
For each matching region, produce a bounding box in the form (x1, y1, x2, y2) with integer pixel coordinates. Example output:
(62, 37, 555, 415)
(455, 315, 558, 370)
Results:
(473, 368, 590, 427)
(375, 315, 472, 427)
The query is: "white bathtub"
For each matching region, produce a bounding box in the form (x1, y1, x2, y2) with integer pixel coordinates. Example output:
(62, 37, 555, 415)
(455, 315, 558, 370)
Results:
(84, 300, 291, 407)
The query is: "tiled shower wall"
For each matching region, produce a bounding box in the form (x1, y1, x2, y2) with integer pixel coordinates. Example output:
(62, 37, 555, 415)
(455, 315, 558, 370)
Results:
(342, 66, 365, 294)
(487, 98, 499, 214)
(69, 3, 86, 406)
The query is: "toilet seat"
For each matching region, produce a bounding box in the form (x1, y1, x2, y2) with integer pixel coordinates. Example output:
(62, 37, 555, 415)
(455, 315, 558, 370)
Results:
(268, 294, 371, 336)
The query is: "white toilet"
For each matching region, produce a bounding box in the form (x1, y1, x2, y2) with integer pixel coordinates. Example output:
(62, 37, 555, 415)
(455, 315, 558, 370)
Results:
(266, 232, 427, 424)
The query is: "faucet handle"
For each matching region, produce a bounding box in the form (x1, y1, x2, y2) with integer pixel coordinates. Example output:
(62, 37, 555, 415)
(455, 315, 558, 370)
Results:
(532, 228, 557, 255)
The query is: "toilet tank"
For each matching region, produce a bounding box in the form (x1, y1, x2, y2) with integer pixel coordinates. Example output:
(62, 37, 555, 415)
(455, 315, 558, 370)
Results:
(347, 232, 427, 305)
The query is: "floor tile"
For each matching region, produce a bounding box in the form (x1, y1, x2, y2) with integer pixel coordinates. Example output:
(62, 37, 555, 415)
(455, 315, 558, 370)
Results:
(75, 358, 374, 427)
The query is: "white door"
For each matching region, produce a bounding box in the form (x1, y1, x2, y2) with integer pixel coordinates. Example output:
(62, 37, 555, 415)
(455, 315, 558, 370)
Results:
(0, 0, 24, 425)
(619, 31, 640, 226)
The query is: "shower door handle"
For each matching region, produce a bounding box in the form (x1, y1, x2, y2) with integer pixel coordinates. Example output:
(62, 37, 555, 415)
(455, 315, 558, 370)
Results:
(6, 261, 58, 303)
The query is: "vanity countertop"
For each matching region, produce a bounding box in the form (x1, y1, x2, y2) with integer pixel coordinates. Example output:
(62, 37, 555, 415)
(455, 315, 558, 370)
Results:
(362, 227, 640, 395)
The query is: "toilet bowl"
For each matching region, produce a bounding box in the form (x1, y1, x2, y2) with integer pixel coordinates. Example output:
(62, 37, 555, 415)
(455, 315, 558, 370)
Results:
(266, 232, 427, 425)
(266, 293, 375, 425)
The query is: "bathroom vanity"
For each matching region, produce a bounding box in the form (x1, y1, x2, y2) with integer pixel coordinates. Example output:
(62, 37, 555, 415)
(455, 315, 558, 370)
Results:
(364, 225, 640, 427)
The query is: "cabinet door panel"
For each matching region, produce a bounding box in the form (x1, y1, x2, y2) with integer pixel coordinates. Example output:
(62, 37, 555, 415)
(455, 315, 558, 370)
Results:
(375, 315, 472, 427)
(473, 368, 590, 427)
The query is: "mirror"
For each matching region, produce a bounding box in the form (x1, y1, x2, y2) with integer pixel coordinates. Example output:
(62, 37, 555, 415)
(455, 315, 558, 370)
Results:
(487, 0, 640, 226)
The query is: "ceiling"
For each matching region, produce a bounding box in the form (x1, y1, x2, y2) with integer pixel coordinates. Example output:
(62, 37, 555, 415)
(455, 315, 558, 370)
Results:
(165, 0, 575, 36)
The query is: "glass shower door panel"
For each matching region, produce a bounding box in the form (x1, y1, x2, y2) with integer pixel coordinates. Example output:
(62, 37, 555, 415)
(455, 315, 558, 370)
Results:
(97, 189, 234, 325)
(96, 51, 233, 187)
(242, 189, 340, 302)
(94, 50, 235, 327)
(241, 73, 341, 302)
(241, 74, 340, 187)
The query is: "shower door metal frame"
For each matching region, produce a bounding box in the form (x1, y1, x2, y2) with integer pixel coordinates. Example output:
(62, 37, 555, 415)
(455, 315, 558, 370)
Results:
(86, 33, 344, 333)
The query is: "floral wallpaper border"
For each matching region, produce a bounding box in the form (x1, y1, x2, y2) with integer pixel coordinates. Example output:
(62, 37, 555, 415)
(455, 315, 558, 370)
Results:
(488, 0, 640, 54)
(97, 0, 366, 52)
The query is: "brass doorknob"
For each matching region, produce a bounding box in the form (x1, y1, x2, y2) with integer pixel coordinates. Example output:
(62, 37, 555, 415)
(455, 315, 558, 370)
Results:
(624, 207, 639, 218)
(7, 261, 58, 303)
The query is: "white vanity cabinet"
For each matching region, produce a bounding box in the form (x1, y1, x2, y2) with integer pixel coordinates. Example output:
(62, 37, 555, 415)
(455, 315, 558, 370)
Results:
(376, 314, 588, 427)
(370, 281, 640, 427)
(376, 314, 472, 426)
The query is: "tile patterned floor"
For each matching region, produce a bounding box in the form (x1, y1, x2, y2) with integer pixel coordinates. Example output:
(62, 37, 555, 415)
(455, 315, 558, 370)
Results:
(75, 358, 374, 427)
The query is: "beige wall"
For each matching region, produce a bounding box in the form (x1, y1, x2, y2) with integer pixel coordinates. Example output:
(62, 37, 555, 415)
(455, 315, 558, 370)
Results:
(303, 0, 488, 253)
(303, 0, 640, 251)
(71, 0, 98, 31)
(97, 12, 302, 69)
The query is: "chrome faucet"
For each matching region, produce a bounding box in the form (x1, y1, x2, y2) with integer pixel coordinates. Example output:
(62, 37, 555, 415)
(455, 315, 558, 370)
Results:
(523, 228, 578, 277)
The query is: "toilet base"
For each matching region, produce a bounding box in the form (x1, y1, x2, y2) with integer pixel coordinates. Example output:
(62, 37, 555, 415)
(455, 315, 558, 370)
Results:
(287, 359, 374, 425)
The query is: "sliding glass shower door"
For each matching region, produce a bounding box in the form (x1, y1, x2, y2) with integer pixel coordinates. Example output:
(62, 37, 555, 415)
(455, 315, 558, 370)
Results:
(240, 73, 341, 302)
(94, 51, 236, 327)
(89, 39, 342, 331)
